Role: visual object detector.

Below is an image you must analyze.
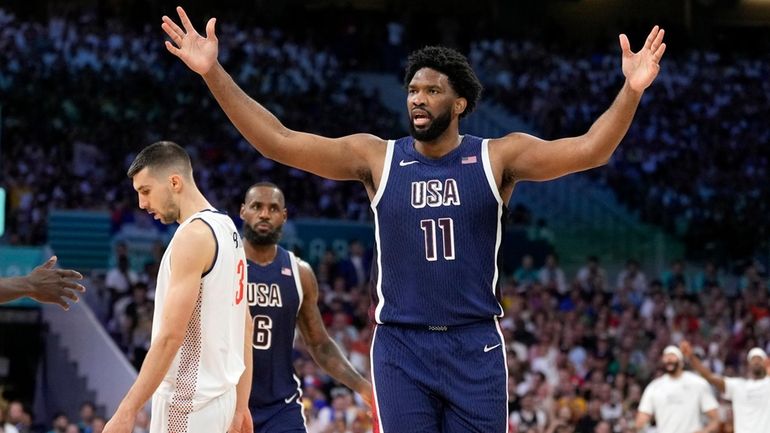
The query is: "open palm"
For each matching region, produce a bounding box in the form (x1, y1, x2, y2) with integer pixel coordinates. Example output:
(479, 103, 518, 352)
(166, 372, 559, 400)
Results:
(620, 26, 666, 92)
(162, 6, 219, 75)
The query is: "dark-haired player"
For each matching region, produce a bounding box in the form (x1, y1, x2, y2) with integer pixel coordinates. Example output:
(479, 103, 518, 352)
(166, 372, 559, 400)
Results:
(162, 8, 666, 431)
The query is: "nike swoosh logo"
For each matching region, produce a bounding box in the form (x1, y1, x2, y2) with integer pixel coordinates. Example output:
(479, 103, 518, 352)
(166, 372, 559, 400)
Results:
(285, 392, 298, 404)
(484, 343, 501, 353)
(399, 160, 419, 166)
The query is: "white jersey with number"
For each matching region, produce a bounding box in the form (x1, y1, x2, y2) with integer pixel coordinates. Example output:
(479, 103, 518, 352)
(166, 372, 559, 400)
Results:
(638, 371, 718, 433)
(152, 209, 247, 415)
(724, 376, 770, 433)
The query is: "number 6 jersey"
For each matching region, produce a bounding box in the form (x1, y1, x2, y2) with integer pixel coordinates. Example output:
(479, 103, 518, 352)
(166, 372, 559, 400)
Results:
(246, 246, 304, 408)
(371, 135, 504, 327)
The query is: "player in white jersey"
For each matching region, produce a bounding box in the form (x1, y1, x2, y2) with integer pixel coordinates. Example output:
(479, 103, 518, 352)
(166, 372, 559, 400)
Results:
(681, 341, 770, 433)
(635, 346, 719, 433)
(104, 141, 253, 433)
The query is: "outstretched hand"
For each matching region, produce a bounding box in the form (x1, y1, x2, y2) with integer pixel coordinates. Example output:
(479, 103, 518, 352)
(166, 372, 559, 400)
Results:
(679, 340, 693, 359)
(162, 6, 219, 75)
(26, 256, 85, 310)
(620, 25, 666, 93)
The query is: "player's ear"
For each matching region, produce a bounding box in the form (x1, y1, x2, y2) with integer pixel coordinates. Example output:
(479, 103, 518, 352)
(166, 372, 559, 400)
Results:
(282, 208, 288, 223)
(454, 97, 467, 117)
(240, 203, 246, 220)
(169, 174, 183, 192)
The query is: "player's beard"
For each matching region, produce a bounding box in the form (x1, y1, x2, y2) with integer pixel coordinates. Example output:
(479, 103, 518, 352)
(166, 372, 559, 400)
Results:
(663, 361, 680, 374)
(409, 107, 452, 142)
(751, 363, 766, 378)
(158, 192, 179, 224)
(243, 222, 282, 246)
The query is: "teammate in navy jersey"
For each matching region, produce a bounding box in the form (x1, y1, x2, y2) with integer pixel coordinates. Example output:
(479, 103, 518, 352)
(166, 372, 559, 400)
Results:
(163, 8, 666, 432)
(240, 182, 372, 433)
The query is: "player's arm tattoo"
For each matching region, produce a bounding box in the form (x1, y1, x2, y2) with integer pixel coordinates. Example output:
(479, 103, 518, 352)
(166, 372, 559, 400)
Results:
(295, 261, 370, 396)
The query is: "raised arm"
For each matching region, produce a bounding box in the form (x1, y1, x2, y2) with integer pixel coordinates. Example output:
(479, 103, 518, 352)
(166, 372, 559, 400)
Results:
(492, 26, 666, 184)
(104, 221, 215, 433)
(294, 259, 373, 406)
(680, 341, 726, 394)
(0, 256, 84, 309)
(161, 7, 385, 182)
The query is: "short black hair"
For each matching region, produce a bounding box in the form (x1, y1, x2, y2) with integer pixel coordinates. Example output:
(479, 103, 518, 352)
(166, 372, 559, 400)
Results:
(126, 141, 192, 179)
(244, 181, 285, 206)
(404, 46, 483, 119)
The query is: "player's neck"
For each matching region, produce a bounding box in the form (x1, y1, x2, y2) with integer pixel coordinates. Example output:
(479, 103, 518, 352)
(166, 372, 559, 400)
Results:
(414, 127, 462, 159)
(667, 369, 684, 379)
(177, 189, 214, 224)
(245, 242, 278, 266)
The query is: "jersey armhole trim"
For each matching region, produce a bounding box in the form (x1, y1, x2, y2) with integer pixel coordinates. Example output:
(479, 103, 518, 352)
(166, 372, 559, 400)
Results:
(370, 140, 395, 208)
(288, 251, 303, 316)
(192, 217, 219, 278)
(481, 138, 503, 206)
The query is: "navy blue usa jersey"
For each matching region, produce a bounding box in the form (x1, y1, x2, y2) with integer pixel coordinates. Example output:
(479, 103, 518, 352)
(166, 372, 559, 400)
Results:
(247, 246, 304, 408)
(370, 135, 504, 327)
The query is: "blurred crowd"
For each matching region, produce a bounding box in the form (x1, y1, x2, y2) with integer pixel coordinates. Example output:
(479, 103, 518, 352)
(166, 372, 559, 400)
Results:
(0, 8, 401, 246)
(3, 8, 770, 262)
(3, 247, 770, 433)
(470, 39, 770, 261)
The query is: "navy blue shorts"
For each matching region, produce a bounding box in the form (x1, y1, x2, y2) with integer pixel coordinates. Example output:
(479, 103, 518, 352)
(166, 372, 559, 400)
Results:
(371, 320, 508, 433)
(251, 395, 306, 433)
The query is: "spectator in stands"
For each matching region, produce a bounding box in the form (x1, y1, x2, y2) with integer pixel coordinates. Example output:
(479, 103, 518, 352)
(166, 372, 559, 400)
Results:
(0, 404, 20, 433)
(576, 256, 607, 293)
(635, 346, 719, 433)
(616, 259, 647, 294)
(46, 413, 68, 433)
(540, 253, 568, 296)
(104, 248, 139, 300)
(681, 342, 770, 433)
(77, 402, 95, 433)
(515, 255, 541, 287)
(337, 240, 371, 291)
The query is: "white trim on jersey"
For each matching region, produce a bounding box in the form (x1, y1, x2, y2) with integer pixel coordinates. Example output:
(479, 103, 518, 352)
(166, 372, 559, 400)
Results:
(481, 139, 505, 318)
(292, 374, 308, 429)
(371, 140, 395, 207)
(371, 140, 395, 324)
(494, 317, 510, 433)
(288, 251, 304, 317)
(369, 325, 385, 433)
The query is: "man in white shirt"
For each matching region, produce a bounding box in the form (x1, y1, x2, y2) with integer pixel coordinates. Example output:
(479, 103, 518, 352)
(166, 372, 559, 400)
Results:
(635, 345, 719, 433)
(681, 341, 770, 433)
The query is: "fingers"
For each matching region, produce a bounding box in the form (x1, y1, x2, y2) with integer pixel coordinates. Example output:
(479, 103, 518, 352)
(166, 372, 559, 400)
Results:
(205, 17, 217, 41)
(643, 25, 660, 50)
(176, 6, 197, 35)
(58, 269, 84, 280)
(63, 280, 87, 292)
(161, 21, 183, 46)
(162, 15, 185, 39)
(651, 28, 665, 52)
(42, 255, 58, 269)
(653, 42, 667, 62)
(619, 34, 631, 55)
(165, 40, 182, 57)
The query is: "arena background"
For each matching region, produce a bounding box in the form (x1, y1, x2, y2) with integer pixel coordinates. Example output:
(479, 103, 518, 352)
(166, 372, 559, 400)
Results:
(1, 1, 769, 432)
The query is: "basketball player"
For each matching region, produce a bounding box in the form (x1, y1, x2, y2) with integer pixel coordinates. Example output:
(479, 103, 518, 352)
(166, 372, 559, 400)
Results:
(240, 182, 372, 432)
(162, 7, 665, 431)
(104, 142, 253, 433)
(635, 346, 719, 433)
(0, 256, 84, 309)
(680, 341, 770, 433)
